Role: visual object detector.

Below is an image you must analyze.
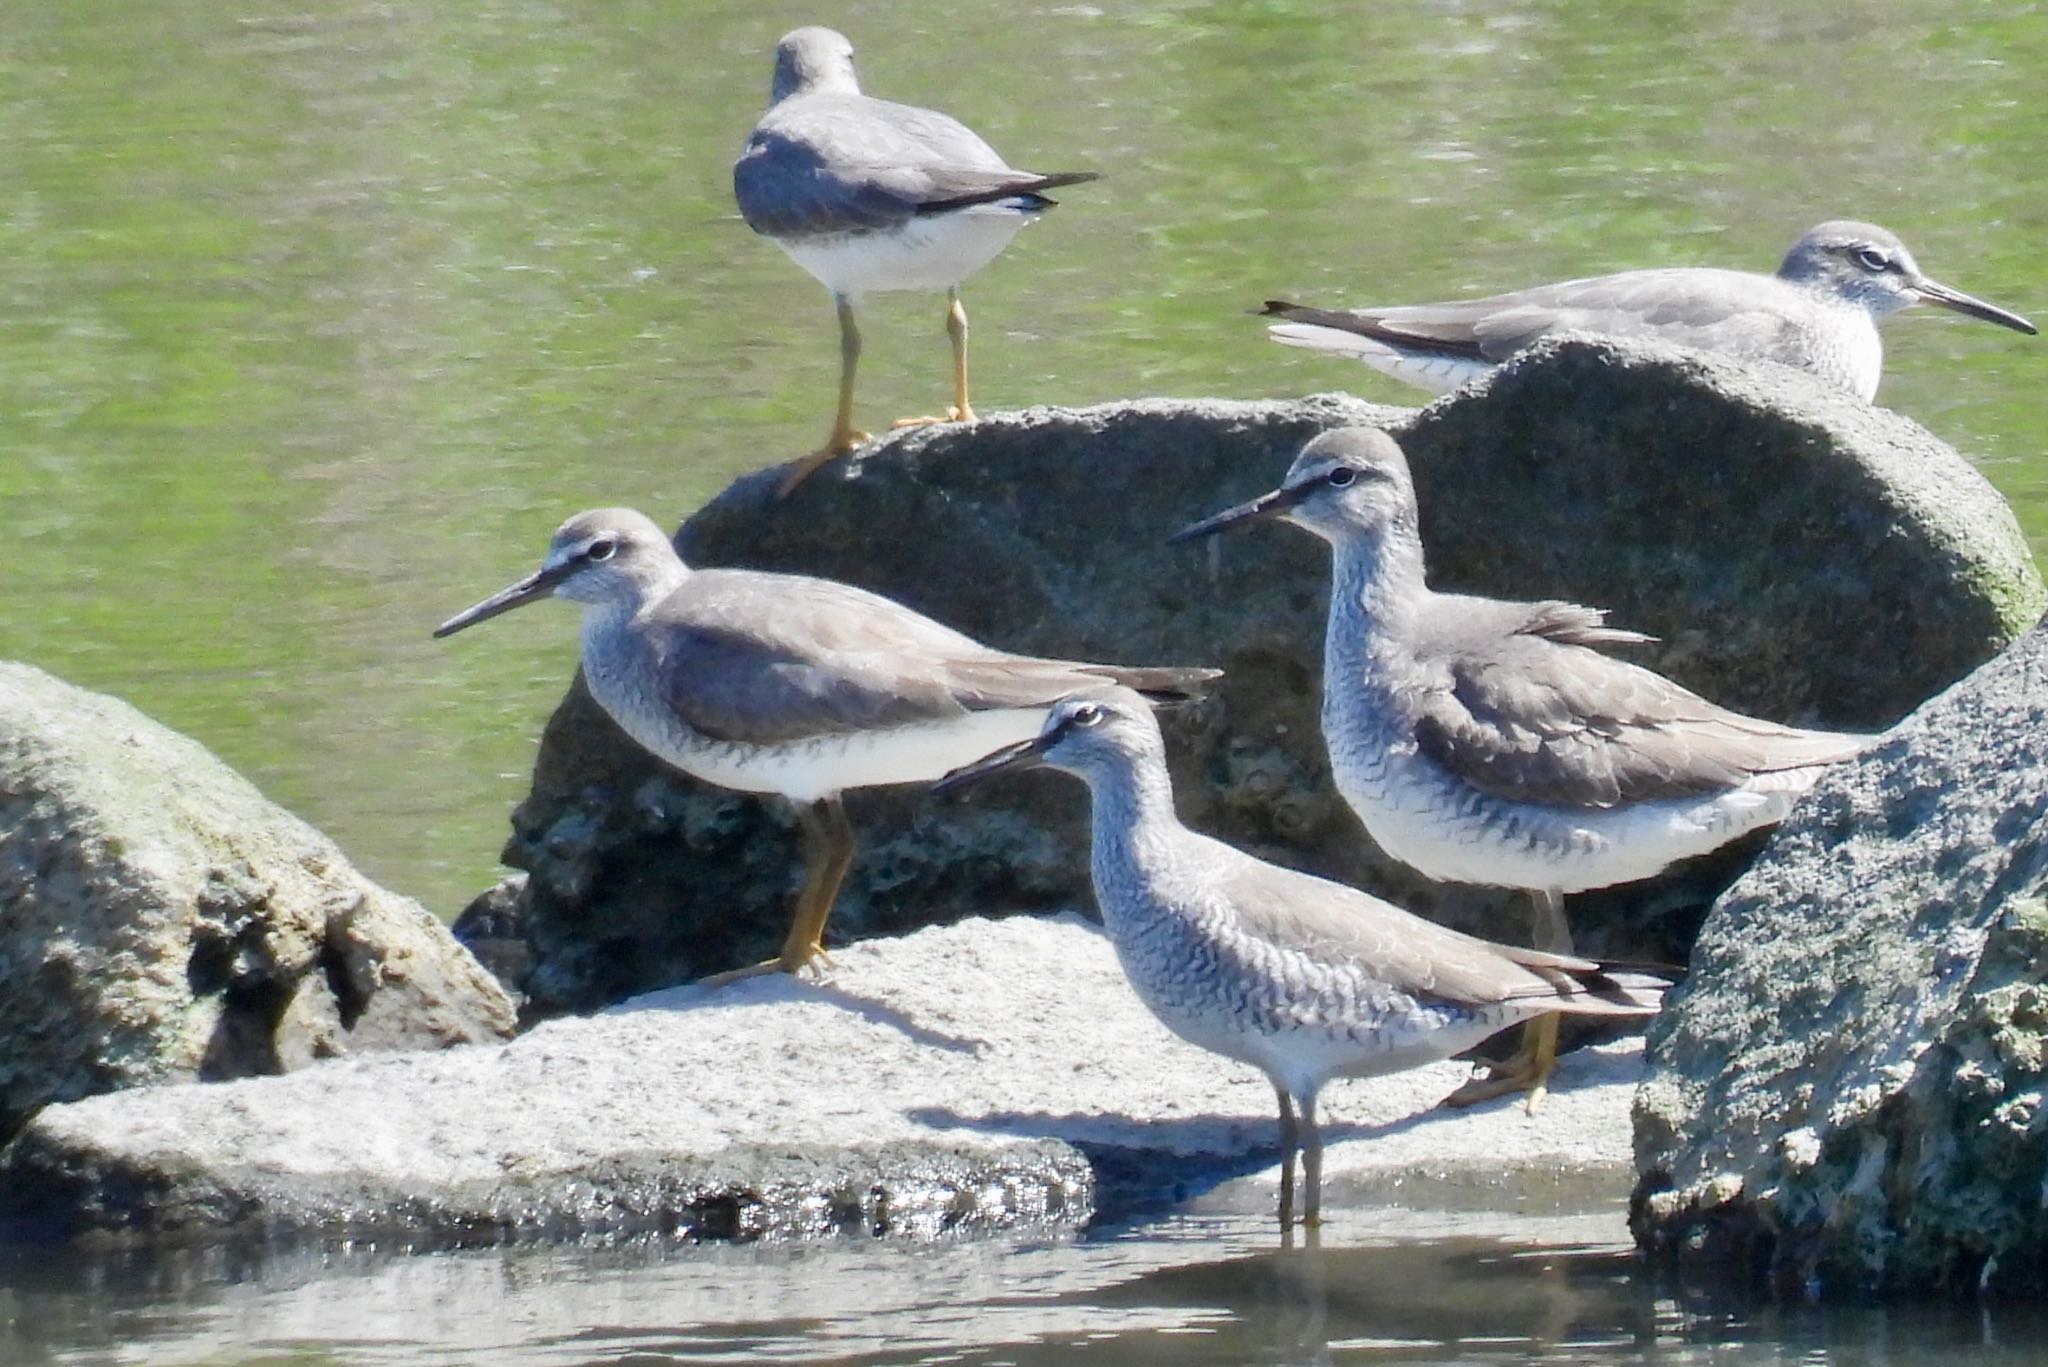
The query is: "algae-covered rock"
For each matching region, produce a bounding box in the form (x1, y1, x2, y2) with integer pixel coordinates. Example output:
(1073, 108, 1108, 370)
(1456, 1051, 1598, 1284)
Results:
(0, 664, 517, 1146)
(1631, 616, 2048, 1298)
(472, 344, 2041, 1014)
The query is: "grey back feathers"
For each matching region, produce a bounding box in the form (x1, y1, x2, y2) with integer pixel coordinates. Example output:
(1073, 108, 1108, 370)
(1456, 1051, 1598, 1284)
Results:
(443, 508, 1216, 750)
(1262, 220, 2033, 400)
(736, 26, 1099, 242)
(1272, 428, 1869, 809)
(1173, 428, 1871, 897)
(1020, 688, 1665, 1020)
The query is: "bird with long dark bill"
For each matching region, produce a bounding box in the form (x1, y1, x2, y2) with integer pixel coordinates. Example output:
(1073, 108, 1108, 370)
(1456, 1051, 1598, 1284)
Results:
(1172, 427, 1870, 1110)
(936, 688, 1666, 1226)
(1262, 221, 2034, 399)
(436, 508, 1215, 985)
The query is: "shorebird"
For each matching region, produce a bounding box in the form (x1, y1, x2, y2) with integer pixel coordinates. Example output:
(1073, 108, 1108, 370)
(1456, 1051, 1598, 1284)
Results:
(936, 687, 1666, 1226)
(435, 508, 1216, 986)
(734, 26, 1097, 495)
(1261, 221, 2035, 400)
(1172, 427, 1869, 1108)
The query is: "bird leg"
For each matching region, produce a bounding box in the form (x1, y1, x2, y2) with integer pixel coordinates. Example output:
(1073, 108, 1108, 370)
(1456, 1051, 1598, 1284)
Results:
(1300, 1090, 1324, 1228)
(1439, 888, 1569, 1114)
(697, 797, 855, 987)
(778, 296, 872, 497)
(889, 288, 977, 430)
(1275, 1083, 1299, 1228)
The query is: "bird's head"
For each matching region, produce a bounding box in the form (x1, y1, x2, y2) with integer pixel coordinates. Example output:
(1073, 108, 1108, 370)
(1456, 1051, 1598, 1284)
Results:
(1170, 426, 1418, 550)
(934, 687, 1161, 793)
(771, 26, 860, 103)
(1781, 220, 2035, 333)
(433, 508, 683, 638)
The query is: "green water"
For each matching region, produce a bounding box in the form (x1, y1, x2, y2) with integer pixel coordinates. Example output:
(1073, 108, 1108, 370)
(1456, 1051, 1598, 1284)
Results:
(1, 1, 2045, 1357)
(0, 0, 2041, 918)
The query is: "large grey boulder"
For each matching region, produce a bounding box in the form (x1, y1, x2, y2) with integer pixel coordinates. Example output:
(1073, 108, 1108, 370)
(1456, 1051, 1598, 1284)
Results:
(470, 339, 2043, 1014)
(0, 664, 517, 1147)
(1631, 616, 2048, 1298)
(0, 913, 1646, 1246)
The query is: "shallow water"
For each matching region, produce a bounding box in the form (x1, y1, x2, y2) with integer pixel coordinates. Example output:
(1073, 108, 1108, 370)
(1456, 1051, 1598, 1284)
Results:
(7, 1202, 2048, 1365)
(2, 0, 2045, 1357)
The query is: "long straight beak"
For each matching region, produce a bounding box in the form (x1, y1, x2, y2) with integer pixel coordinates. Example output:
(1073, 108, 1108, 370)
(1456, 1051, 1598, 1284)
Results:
(931, 734, 1051, 797)
(433, 561, 574, 638)
(1913, 277, 2037, 334)
(1167, 482, 1307, 544)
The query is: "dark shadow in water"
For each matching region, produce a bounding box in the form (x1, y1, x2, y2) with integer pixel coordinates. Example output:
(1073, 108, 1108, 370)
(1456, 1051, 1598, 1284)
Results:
(601, 1235, 1663, 1366)
(1033, 1236, 1659, 1365)
(905, 1098, 1472, 1216)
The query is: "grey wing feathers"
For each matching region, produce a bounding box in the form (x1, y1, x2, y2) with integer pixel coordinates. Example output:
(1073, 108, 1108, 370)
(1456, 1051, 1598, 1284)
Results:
(736, 93, 1082, 238)
(656, 571, 1214, 744)
(1262, 268, 1807, 363)
(1410, 599, 1868, 808)
(917, 169, 1098, 214)
(1072, 662, 1220, 703)
(653, 621, 968, 744)
(1262, 300, 1499, 361)
(1217, 854, 1662, 1015)
(1516, 600, 1656, 648)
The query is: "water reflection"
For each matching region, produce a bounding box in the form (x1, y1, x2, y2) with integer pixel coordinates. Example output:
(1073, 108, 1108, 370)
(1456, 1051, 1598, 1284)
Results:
(0, 1217, 1613, 1365)
(9, 1208, 2048, 1364)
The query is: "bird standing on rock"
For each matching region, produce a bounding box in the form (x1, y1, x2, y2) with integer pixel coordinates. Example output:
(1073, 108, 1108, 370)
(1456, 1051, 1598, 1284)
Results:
(1173, 427, 1871, 1110)
(1261, 221, 2035, 399)
(436, 508, 1216, 986)
(937, 688, 1667, 1227)
(734, 26, 1098, 494)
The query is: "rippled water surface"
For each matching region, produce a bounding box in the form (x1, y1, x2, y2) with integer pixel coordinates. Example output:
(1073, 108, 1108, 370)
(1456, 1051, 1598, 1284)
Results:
(2, 0, 2045, 1356)
(8, 1204, 2048, 1365)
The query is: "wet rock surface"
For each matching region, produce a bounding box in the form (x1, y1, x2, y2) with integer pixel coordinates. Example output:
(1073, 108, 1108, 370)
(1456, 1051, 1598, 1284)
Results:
(0, 664, 517, 1148)
(1631, 616, 2048, 1298)
(476, 339, 2043, 1015)
(0, 914, 1644, 1248)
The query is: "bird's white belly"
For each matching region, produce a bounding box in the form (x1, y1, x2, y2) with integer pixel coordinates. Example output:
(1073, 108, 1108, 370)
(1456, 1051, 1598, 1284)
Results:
(1334, 743, 1803, 894)
(1266, 325, 1487, 395)
(781, 206, 1038, 296)
(1824, 321, 1883, 401)
(660, 708, 1050, 804)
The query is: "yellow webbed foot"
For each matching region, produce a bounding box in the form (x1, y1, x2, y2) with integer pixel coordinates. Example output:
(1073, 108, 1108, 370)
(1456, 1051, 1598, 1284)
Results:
(695, 942, 833, 989)
(1436, 1015, 1560, 1116)
(776, 432, 872, 498)
(887, 405, 975, 431)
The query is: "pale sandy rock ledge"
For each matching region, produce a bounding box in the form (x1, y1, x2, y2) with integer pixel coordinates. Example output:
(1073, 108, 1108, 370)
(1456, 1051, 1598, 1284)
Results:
(0, 914, 1644, 1247)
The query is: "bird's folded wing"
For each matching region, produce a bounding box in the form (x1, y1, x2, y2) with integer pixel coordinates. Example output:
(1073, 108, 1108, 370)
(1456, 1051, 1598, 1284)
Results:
(1217, 856, 1583, 1009)
(652, 571, 1122, 744)
(1409, 620, 1863, 808)
(735, 96, 1031, 237)
(1269, 269, 1803, 362)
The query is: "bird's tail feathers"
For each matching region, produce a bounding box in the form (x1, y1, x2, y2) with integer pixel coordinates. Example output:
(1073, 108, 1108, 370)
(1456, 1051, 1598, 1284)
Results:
(1082, 663, 1222, 705)
(1028, 170, 1101, 192)
(1507, 952, 1673, 1015)
(917, 170, 1100, 215)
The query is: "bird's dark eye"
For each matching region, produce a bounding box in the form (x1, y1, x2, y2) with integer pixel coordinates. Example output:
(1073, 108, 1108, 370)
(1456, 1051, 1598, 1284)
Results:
(1326, 466, 1358, 488)
(586, 537, 618, 562)
(1853, 247, 1891, 273)
(1071, 703, 1104, 728)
